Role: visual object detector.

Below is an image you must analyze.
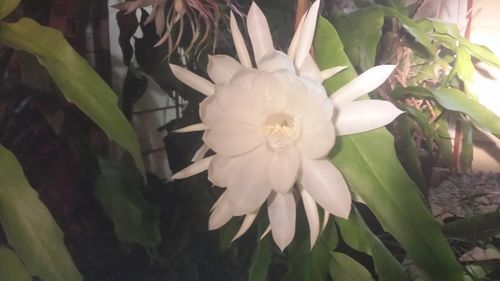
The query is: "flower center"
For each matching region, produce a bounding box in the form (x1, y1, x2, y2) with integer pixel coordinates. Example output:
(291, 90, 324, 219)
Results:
(263, 113, 300, 151)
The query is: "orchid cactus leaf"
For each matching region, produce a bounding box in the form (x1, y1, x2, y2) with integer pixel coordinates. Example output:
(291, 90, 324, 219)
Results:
(315, 17, 464, 281)
(0, 246, 32, 281)
(329, 252, 373, 281)
(0, 18, 145, 177)
(0, 0, 20, 19)
(0, 145, 83, 281)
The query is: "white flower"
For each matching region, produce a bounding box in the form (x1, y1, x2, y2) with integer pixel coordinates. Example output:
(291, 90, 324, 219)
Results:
(169, 1, 403, 251)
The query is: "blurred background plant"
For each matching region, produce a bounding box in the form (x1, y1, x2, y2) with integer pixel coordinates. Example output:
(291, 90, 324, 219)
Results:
(0, 0, 499, 280)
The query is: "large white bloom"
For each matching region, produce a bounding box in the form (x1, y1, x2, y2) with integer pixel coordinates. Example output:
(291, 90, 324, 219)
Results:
(169, 1, 402, 250)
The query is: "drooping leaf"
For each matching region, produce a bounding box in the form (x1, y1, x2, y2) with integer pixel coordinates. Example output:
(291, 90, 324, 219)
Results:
(248, 236, 272, 281)
(315, 17, 464, 281)
(461, 40, 500, 68)
(382, 7, 436, 58)
(455, 46, 474, 85)
(0, 0, 20, 19)
(460, 120, 473, 172)
(329, 252, 374, 281)
(432, 88, 500, 136)
(336, 210, 409, 281)
(332, 6, 384, 71)
(0, 18, 145, 176)
(0, 145, 83, 281)
(94, 158, 161, 248)
(0, 246, 32, 281)
(283, 220, 338, 281)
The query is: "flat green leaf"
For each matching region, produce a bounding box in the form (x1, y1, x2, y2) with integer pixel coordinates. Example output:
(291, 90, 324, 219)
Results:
(460, 121, 473, 172)
(0, 0, 20, 19)
(0, 246, 32, 281)
(461, 40, 500, 68)
(329, 252, 373, 281)
(248, 236, 272, 281)
(94, 158, 161, 248)
(433, 88, 500, 135)
(315, 17, 464, 281)
(283, 221, 338, 281)
(0, 145, 83, 281)
(0, 18, 144, 176)
(443, 211, 500, 242)
(336, 210, 409, 281)
(455, 46, 474, 84)
(333, 6, 384, 70)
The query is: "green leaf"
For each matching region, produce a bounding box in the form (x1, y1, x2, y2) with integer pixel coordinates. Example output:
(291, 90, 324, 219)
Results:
(94, 158, 161, 248)
(0, 18, 144, 176)
(461, 40, 500, 68)
(0, 246, 32, 281)
(432, 88, 500, 135)
(0, 145, 83, 281)
(455, 46, 474, 85)
(0, 0, 20, 19)
(382, 7, 437, 58)
(443, 211, 500, 242)
(315, 17, 464, 281)
(248, 236, 272, 281)
(336, 210, 409, 281)
(283, 221, 338, 281)
(332, 6, 384, 71)
(329, 252, 373, 281)
(460, 121, 473, 172)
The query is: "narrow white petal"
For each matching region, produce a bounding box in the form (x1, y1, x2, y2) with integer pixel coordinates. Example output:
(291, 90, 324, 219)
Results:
(322, 212, 329, 231)
(321, 66, 348, 81)
(169, 64, 215, 96)
(230, 11, 252, 67)
(171, 155, 214, 180)
(173, 123, 207, 133)
(300, 159, 351, 219)
(298, 54, 322, 82)
(267, 192, 296, 251)
(203, 120, 263, 156)
(294, 0, 320, 69)
(267, 148, 301, 193)
(287, 14, 306, 59)
(247, 2, 275, 64)
(297, 122, 335, 159)
(300, 187, 320, 248)
(260, 225, 272, 240)
(207, 55, 243, 84)
(209, 194, 233, 230)
(334, 100, 403, 136)
(225, 147, 273, 215)
(192, 144, 209, 162)
(232, 210, 258, 241)
(331, 65, 396, 105)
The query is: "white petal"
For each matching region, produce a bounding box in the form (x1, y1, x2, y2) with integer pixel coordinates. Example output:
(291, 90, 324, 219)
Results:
(154, 2, 166, 35)
(225, 147, 273, 215)
(230, 11, 252, 67)
(192, 144, 209, 162)
(208, 154, 240, 187)
(209, 193, 233, 230)
(267, 191, 296, 251)
(287, 14, 306, 60)
(258, 51, 295, 73)
(199, 95, 223, 126)
(321, 66, 348, 81)
(170, 64, 215, 96)
(171, 155, 214, 180)
(331, 65, 396, 105)
(173, 123, 207, 133)
(267, 148, 300, 193)
(296, 122, 335, 159)
(300, 187, 320, 248)
(294, 0, 320, 69)
(232, 210, 258, 241)
(207, 55, 243, 84)
(203, 120, 263, 156)
(298, 54, 322, 82)
(247, 2, 274, 64)
(300, 159, 351, 219)
(334, 100, 403, 136)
